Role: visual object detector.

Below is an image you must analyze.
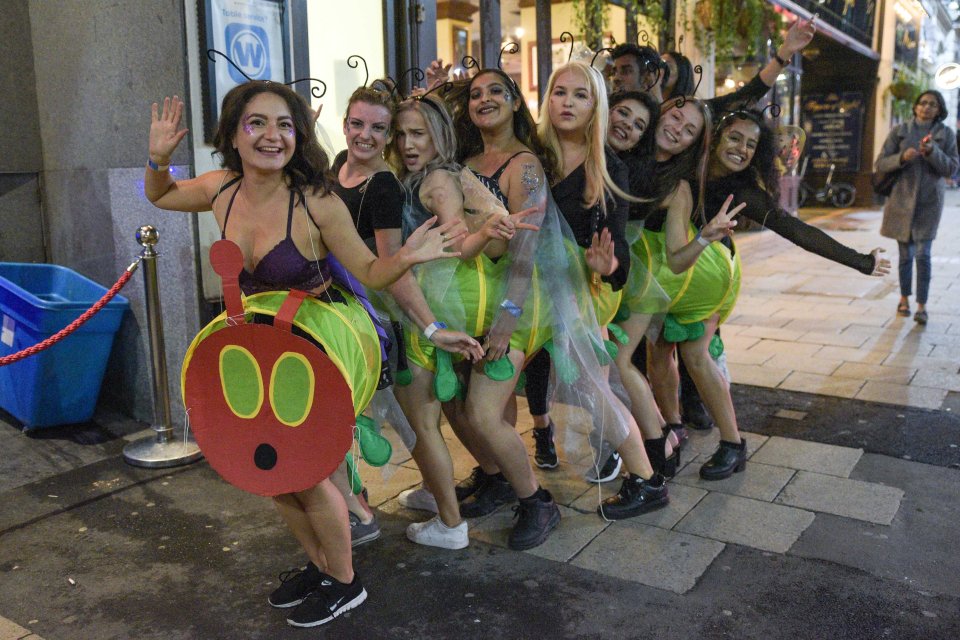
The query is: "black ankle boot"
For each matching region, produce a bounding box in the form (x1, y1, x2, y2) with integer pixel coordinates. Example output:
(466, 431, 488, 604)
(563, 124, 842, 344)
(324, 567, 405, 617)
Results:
(597, 473, 669, 520)
(699, 439, 747, 480)
(643, 436, 679, 478)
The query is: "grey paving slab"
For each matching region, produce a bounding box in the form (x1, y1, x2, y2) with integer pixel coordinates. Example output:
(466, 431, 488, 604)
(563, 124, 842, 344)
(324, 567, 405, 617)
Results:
(570, 522, 726, 594)
(856, 380, 948, 410)
(750, 435, 863, 477)
(526, 506, 611, 563)
(533, 464, 598, 508)
(672, 460, 796, 502)
(570, 481, 708, 530)
(683, 430, 768, 461)
(0, 617, 36, 640)
(467, 504, 612, 563)
(775, 471, 904, 525)
(675, 493, 815, 553)
(360, 463, 422, 507)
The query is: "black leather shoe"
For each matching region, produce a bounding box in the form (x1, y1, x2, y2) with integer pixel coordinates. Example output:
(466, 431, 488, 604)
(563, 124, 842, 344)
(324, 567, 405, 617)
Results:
(455, 466, 490, 502)
(508, 490, 560, 550)
(459, 474, 516, 518)
(597, 474, 669, 520)
(643, 436, 679, 478)
(699, 439, 747, 480)
(682, 400, 714, 431)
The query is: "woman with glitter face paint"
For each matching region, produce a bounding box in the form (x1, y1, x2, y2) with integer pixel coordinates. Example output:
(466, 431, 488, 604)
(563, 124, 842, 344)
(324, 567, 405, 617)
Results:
(145, 83, 459, 628)
(536, 61, 671, 520)
(330, 85, 484, 547)
(436, 66, 566, 517)
(386, 93, 553, 550)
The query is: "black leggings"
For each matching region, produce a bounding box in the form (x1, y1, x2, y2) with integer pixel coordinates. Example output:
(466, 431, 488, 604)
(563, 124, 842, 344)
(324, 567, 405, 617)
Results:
(524, 349, 552, 417)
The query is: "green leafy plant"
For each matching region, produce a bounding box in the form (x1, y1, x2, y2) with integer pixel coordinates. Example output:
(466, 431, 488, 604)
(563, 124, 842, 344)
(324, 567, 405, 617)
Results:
(693, 0, 781, 60)
(572, 0, 608, 48)
(885, 67, 929, 120)
(571, 0, 667, 48)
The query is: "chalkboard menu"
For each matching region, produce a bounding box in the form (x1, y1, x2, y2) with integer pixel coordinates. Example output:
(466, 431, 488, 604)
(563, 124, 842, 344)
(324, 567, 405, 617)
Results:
(777, 0, 876, 47)
(801, 92, 865, 173)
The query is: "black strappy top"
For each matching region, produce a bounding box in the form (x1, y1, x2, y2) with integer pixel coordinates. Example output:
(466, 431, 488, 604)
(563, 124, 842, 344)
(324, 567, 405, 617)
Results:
(216, 177, 331, 296)
(469, 151, 533, 206)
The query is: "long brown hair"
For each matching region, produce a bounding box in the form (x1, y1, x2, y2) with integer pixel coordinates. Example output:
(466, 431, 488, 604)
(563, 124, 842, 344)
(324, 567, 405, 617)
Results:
(213, 81, 333, 197)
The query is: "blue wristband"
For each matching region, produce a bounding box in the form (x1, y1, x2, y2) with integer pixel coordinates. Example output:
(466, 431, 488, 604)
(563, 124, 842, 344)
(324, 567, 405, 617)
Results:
(147, 158, 170, 172)
(500, 299, 522, 318)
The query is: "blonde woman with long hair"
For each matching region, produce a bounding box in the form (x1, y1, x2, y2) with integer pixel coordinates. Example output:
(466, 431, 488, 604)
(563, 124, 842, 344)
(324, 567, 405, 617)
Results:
(536, 61, 669, 519)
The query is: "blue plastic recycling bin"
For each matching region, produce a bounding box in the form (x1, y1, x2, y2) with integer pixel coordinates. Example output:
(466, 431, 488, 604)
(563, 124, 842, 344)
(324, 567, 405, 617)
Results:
(0, 263, 129, 429)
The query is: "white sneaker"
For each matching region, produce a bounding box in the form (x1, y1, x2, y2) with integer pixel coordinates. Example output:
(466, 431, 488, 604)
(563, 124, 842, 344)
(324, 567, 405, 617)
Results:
(398, 487, 439, 513)
(406, 516, 469, 550)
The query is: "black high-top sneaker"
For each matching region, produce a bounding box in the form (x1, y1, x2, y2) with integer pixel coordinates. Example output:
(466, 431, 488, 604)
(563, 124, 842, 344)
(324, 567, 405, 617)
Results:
(597, 473, 669, 520)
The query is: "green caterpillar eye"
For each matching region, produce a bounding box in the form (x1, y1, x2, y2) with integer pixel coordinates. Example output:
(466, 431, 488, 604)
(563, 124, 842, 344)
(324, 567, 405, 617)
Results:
(270, 352, 315, 427)
(220, 346, 264, 419)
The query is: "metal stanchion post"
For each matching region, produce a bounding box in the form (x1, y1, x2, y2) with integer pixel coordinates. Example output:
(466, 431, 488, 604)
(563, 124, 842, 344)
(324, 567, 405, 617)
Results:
(123, 225, 203, 468)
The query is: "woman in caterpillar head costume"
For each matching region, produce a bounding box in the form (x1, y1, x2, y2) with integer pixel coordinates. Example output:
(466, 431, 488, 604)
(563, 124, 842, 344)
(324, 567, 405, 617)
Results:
(145, 82, 458, 627)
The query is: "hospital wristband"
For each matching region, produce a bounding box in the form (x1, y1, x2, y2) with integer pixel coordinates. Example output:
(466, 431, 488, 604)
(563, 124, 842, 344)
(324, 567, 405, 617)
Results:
(147, 158, 170, 172)
(500, 299, 522, 318)
(424, 321, 447, 341)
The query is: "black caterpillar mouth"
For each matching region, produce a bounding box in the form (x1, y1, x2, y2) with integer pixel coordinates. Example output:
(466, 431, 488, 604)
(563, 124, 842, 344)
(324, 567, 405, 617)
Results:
(254, 443, 278, 471)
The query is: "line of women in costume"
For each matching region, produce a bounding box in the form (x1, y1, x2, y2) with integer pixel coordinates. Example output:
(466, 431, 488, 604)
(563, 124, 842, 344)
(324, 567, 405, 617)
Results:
(146, 15, 892, 628)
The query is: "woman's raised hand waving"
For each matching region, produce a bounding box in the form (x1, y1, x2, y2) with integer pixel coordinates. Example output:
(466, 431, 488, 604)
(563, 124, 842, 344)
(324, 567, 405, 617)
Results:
(585, 227, 618, 277)
(149, 96, 189, 165)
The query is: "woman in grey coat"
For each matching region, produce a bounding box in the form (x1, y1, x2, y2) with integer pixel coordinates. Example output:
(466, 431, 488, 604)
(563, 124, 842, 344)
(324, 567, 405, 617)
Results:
(876, 90, 959, 324)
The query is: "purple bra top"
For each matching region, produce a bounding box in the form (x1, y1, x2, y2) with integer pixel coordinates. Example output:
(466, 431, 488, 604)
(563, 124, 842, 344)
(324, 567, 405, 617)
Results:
(219, 179, 330, 296)
(215, 177, 391, 361)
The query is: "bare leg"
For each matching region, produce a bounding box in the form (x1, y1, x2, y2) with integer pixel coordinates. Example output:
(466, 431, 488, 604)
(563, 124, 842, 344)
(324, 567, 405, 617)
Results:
(614, 314, 669, 444)
(677, 315, 740, 444)
(442, 398, 501, 475)
(647, 335, 682, 424)
(330, 462, 372, 523)
(464, 351, 538, 497)
(274, 493, 327, 570)
(296, 480, 354, 583)
(394, 363, 463, 527)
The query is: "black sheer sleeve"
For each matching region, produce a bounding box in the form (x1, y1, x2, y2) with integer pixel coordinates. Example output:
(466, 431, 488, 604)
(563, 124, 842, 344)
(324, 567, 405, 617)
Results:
(714, 180, 874, 274)
(601, 151, 632, 290)
(706, 74, 771, 115)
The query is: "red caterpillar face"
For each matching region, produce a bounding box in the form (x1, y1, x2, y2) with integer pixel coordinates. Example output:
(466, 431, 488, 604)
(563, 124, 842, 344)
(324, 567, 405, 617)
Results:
(183, 323, 354, 497)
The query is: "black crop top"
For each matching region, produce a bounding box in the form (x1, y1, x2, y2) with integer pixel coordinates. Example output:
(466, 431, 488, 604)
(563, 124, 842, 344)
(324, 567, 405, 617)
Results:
(551, 147, 631, 290)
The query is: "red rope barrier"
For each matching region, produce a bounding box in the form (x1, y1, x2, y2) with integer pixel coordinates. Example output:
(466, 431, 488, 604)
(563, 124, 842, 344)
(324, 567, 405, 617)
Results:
(0, 262, 139, 367)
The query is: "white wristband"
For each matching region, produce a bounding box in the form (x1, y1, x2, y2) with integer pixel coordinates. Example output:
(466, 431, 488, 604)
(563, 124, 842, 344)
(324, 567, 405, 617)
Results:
(694, 231, 710, 247)
(423, 321, 447, 341)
